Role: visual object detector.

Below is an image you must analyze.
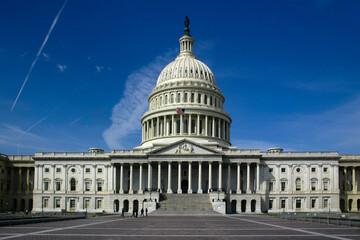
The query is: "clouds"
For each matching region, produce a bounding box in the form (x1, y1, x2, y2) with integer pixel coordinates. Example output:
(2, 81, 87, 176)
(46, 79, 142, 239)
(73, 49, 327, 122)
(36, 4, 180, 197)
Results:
(57, 64, 68, 72)
(42, 53, 49, 61)
(103, 50, 176, 149)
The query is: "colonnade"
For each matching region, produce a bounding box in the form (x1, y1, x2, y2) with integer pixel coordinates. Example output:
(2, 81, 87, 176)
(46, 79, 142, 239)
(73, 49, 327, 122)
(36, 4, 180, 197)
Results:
(341, 166, 359, 193)
(114, 162, 260, 194)
(8, 167, 33, 192)
(142, 114, 230, 142)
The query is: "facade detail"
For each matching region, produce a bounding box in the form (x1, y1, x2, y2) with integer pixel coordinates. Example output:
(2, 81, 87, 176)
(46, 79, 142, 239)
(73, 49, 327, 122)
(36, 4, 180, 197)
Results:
(1, 18, 360, 214)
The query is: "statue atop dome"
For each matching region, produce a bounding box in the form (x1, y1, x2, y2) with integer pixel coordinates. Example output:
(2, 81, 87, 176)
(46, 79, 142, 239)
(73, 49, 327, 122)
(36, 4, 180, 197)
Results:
(184, 16, 191, 36)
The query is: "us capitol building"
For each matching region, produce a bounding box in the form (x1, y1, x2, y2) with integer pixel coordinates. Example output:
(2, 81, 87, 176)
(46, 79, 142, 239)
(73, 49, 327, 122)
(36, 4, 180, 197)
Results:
(1, 18, 360, 214)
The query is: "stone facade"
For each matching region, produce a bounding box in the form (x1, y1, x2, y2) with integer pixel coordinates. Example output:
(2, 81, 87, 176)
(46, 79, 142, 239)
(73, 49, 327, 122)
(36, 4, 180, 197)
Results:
(1, 20, 359, 214)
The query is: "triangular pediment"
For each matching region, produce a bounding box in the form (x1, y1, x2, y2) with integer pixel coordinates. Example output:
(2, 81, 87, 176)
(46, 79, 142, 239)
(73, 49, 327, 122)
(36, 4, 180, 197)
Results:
(148, 139, 222, 155)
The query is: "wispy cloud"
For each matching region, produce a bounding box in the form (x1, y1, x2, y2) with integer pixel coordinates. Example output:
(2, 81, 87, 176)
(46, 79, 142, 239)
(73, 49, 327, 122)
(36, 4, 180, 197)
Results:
(70, 116, 83, 126)
(57, 64, 68, 72)
(10, 0, 68, 112)
(42, 52, 49, 61)
(95, 65, 104, 73)
(20, 52, 28, 58)
(103, 50, 176, 149)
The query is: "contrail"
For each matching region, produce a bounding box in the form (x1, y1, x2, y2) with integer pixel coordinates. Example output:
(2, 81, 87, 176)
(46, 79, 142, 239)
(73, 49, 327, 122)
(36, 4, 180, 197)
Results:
(11, 0, 69, 112)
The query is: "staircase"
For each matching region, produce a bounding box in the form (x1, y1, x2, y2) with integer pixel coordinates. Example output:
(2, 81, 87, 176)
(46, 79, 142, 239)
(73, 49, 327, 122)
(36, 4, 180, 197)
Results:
(154, 193, 218, 215)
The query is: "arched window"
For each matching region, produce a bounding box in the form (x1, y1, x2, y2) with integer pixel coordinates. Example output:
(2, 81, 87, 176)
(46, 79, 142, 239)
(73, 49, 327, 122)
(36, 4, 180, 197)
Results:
(165, 95, 168, 104)
(177, 93, 181, 103)
(70, 178, 76, 191)
(184, 93, 188, 103)
(191, 93, 194, 103)
(295, 178, 301, 191)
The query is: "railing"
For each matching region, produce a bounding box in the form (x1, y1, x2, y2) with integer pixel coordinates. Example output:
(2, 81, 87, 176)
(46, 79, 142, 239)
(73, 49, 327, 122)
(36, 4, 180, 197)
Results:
(0, 212, 87, 226)
(278, 212, 360, 227)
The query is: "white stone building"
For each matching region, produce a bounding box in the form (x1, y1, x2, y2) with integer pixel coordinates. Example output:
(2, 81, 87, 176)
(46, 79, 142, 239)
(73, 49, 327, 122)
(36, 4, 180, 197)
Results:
(1, 19, 360, 214)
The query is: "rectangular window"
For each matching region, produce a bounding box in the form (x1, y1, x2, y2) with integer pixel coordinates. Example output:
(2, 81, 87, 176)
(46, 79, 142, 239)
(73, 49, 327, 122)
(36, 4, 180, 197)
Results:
(56, 168, 61, 173)
(324, 199, 329, 208)
(44, 181, 49, 191)
(85, 181, 91, 191)
(96, 199, 102, 209)
(311, 167, 316, 173)
(281, 199, 286, 209)
(281, 168, 286, 173)
(296, 199, 301, 209)
(323, 167, 328, 173)
(86, 168, 90, 173)
(56, 181, 61, 191)
(269, 182, 274, 191)
(55, 199, 61, 208)
(97, 168, 103, 173)
(311, 199, 316, 208)
(85, 199, 90, 209)
(269, 199, 273, 209)
(44, 168, 49, 173)
(70, 199, 76, 209)
(281, 182, 286, 191)
(97, 182, 103, 191)
(43, 198, 49, 208)
(269, 168, 273, 173)
(311, 181, 316, 191)
(323, 182, 328, 191)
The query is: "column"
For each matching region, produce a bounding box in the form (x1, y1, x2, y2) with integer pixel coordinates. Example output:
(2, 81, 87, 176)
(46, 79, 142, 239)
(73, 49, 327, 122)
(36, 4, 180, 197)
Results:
(164, 116, 167, 136)
(198, 162, 202, 193)
(156, 117, 160, 137)
(177, 162, 182, 193)
(93, 165, 96, 193)
(180, 114, 184, 134)
(256, 163, 260, 192)
(188, 114, 192, 134)
(109, 164, 114, 193)
(276, 164, 280, 191)
(26, 167, 30, 192)
(236, 163, 241, 194)
(129, 164, 133, 194)
(151, 119, 154, 138)
(212, 117, 215, 137)
(172, 115, 175, 136)
(334, 164, 339, 191)
(197, 115, 200, 135)
(222, 120, 225, 140)
(246, 163, 251, 193)
(34, 166, 38, 191)
(218, 162, 222, 190)
(352, 167, 356, 193)
(167, 162, 172, 193)
(157, 162, 161, 192)
(147, 162, 152, 191)
(139, 164, 143, 194)
(344, 167, 348, 192)
(218, 119, 221, 138)
(104, 165, 108, 192)
(113, 164, 117, 193)
(81, 165, 85, 193)
(208, 162, 212, 192)
(318, 164, 323, 191)
(120, 164, 124, 194)
(18, 168, 22, 192)
(227, 163, 231, 193)
(205, 116, 208, 136)
(188, 162, 192, 193)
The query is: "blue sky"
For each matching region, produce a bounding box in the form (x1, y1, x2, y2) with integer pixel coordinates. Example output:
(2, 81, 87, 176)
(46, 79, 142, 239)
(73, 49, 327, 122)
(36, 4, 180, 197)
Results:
(1, 0, 360, 155)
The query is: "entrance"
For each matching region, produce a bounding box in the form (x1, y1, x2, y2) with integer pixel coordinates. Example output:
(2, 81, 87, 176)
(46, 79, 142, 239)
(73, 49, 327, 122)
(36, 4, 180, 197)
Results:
(181, 180, 188, 193)
(133, 200, 139, 211)
(231, 200, 237, 214)
(114, 200, 119, 212)
(241, 200, 246, 212)
(123, 200, 129, 212)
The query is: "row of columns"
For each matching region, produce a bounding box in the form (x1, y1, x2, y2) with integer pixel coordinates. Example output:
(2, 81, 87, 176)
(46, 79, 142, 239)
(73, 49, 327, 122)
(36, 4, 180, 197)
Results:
(8, 167, 33, 192)
(116, 162, 260, 194)
(142, 114, 230, 142)
(342, 166, 359, 193)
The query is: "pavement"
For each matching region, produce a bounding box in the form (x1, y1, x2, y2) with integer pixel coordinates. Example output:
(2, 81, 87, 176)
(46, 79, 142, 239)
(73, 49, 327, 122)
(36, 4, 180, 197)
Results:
(1, 214, 360, 239)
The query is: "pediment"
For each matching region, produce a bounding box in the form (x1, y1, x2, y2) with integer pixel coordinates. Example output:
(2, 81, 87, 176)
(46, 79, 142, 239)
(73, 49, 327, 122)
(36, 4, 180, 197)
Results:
(148, 139, 222, 155)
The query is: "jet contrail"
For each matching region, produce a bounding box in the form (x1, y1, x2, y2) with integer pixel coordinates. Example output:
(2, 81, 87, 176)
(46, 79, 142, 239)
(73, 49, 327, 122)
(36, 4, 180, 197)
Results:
(11, 0, 69, 112)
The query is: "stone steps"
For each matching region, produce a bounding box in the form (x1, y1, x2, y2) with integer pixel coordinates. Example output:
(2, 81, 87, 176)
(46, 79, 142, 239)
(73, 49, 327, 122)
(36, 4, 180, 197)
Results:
(154, 193, 218, 215)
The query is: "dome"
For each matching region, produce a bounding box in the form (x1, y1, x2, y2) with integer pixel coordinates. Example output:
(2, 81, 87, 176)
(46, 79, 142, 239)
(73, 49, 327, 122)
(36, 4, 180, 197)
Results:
(156, 30, 217, 87)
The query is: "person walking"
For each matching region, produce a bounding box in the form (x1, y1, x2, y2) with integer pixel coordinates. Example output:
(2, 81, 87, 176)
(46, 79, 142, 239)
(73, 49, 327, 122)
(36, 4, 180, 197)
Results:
(121, 208, 125, 218)
(135, 208, 138, 218)
(145, 208, 148, 217)
(141, 208, 144, 217)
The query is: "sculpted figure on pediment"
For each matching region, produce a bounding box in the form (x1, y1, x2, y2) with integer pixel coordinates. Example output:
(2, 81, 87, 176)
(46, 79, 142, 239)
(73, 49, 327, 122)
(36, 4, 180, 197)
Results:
(175, 143, 194, 154)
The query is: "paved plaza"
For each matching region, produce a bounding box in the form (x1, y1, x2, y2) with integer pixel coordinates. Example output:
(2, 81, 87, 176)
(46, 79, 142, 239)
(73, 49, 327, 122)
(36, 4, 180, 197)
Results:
(1, 214, 360, 240)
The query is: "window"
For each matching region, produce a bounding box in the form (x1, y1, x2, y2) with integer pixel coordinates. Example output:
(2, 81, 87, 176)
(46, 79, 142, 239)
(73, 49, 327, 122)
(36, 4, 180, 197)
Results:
(269, 199, 273, 210)
(324, 198, 329, 208)
(96, 199, 102, 209)
(86, 168, 90, 173)
(323, 181, 329, 191)
(311, 181, 316, 191)
(56, 168, 61, 173)
(281, 168, 286, 173)
(70, 199, 76, 209)
(295, 178, 301, 191)
(97, 168, 103, 173)
(269, 168, 273, 173)
(323, 167, 328, 173)
(44, 168, 49, 173)
(70, 178, 76, 191)
(97, 181, 103, 191)
(191, 93, 194, 102)
(269, 182, 274, 191)
(311, 167, 316, 173)
(85, 199, 90, 209)
(296, 199, 301, 209)
(296, 168, 301, 173)
(85, 181, 91, 191)
(43, 198, 49, 208)
(56, 181, 61, 191)
(44, 181, 49, 191)
(184, 93, 188, 103)
(71, 168, 76, 173)
(281, 199, 286, 209)
(311, 199, 316, 208)
(281, 181, 286, 191)
(198, 94, 201, 103)
(55, 198, 61, 208)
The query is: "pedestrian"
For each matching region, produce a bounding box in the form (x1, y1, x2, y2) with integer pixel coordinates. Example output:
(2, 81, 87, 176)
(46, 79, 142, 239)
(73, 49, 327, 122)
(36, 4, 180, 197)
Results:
(141, 208, 144, 217)
(145, 208, 148, 216)
(135, 208, 138, 218)
(121, 208, 125, 218)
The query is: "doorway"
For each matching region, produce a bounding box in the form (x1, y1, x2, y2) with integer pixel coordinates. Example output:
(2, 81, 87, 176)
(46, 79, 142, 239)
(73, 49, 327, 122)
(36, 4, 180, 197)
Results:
(181, 180, 188, 193)
(231, 200, 237, 214)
